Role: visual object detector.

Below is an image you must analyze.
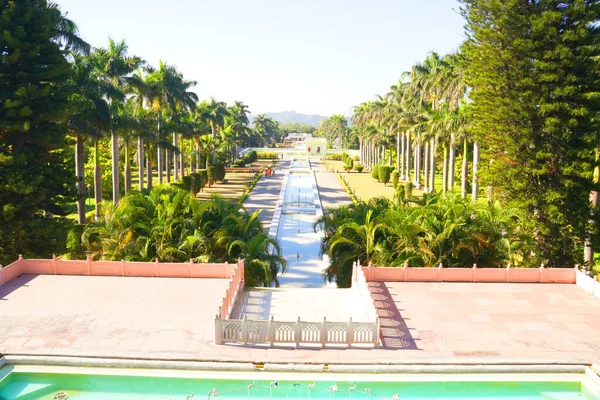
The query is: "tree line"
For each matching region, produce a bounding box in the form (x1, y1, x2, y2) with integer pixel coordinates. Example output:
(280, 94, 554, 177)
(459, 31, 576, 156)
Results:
(0, 0, 283, 271)
(341, 0, 600, 270)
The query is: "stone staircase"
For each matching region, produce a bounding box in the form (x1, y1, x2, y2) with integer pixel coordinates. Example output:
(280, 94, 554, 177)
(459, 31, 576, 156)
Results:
(230, 287, 374, 322)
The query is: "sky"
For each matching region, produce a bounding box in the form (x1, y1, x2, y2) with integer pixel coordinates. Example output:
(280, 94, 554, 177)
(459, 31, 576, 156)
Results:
(56, 0, 466, 116)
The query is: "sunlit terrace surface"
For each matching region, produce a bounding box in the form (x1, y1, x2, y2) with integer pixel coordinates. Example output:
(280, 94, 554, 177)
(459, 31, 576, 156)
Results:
(1, 274, 600, 364)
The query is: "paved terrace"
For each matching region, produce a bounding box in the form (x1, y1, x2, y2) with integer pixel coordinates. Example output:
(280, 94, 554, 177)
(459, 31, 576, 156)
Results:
(1, 274, 600, 364)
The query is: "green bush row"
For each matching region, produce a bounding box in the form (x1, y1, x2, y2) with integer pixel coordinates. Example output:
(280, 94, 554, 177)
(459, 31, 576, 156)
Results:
(257, 151, 279, 159)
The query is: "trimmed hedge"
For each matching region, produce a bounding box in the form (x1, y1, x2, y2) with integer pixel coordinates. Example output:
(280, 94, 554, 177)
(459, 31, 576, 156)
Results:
(257, 151, 278, 159)
(378, 165, 392, 186)
(371, 165, 380, 180)
(391, 171, 399, 189)
(214, 163, 226, 182)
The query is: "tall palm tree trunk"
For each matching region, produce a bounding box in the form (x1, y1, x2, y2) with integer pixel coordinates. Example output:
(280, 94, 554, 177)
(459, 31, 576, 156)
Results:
(157, 115, 163, 184)
(398, 132, 404, 179)
(413, 140, 418, 186)
(449, 133, 455, 191)
(173, 133, 179, 181)
(414, 139, 421, 189)
(211, 124, 217, 164)
(472, 140, 480, 202)
(111, 131, 119, 204)
(442, 144, 449, 194)
(147, 150, 153, 190)
(195, 141, 200, 171)
(180, 136, 185, 177)
(429, 138, 436, 192)
(166, 146, 172, 183)
(124, 139, 131, 195)
(94, 141, 103, 221)
(423, 141, 430, 192)
(75, 135, 86, 225)
(461, 138, 468, 198)
(405, 133, 411, 180)
(138, 136, 144, 192)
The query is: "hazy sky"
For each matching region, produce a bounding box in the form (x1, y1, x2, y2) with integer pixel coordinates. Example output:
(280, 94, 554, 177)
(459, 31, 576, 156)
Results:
(56, 0, 465, 116)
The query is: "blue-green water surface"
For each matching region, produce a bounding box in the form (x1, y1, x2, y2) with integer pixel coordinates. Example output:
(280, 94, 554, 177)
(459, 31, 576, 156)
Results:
(0, 372, 597, 400)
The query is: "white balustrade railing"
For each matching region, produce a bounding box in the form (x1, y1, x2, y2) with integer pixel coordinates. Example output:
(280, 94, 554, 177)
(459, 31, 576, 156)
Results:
(215, 315, 379, 347)
(214, 260, 381, 348)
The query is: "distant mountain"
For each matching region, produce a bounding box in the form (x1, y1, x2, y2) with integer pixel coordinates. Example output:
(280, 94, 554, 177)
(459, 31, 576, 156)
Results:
(250, 111, 326, 127)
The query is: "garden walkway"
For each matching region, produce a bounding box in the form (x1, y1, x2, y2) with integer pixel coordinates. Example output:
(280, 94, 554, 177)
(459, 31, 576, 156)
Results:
(311, 160, 352, 211)
(242, 160, 289, 232)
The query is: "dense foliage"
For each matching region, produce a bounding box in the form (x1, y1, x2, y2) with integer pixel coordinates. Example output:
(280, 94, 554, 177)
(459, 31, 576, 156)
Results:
(0, 0, 76, 265)
(460, 0, 600, 266)
(77, 187, 286, 286)
(351, 0, 600, 268)
(317, 194, 538, 288)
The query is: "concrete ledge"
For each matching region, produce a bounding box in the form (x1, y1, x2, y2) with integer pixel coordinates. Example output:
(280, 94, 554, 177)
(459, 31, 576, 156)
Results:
(3, 355, 256, 371)
(0, 257, 236, 289)
(364, 265, 576, 284)
(4, 355, 597, 373)
(0, 355, 592, 374)
(576, 269, 600, 298)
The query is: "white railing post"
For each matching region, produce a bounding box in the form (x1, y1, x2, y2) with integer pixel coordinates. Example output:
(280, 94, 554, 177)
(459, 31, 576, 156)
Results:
(295, 316, 301, 347)
(268, 316, 275, 346)
(347, 317, 353, 347)
(242, 315, 249, 345)
(373, 317, 380, 347)
(321, 317, 327, 348)
(215, 315, 223, 345)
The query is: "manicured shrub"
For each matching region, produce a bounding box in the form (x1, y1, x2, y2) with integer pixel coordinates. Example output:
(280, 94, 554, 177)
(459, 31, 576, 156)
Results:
(391, 171, 399, 189)
(379, 165, 392, 186)
(325, 153, 345, 161)
(257, 151, 278, 159)
(405, 181, 413, 197)
(214, 163, 226, 182)
(395, 184, 406, 203)
(196, 170, 207, 192)
(354, 164, 364, 173)
(344, 159, 354, 171)
(247, 151, 258, 163)
(207, 166, 215, 187)
(371, 165, 380, 180)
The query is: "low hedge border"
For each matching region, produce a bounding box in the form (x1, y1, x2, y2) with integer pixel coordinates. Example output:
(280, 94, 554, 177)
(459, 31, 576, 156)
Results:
(338, 174, 359, 205)
(238, 171, 263, 204)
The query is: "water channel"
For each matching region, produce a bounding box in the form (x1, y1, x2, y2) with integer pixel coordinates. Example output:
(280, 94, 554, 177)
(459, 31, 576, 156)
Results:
(275, 159, 331, 288)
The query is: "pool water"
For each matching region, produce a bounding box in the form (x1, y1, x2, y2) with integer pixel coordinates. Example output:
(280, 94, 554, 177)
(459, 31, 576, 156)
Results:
(0, 370, 599, 400)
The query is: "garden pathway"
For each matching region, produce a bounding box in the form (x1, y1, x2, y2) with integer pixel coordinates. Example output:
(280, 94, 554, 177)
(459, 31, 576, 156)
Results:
(242, 159, 289, 232)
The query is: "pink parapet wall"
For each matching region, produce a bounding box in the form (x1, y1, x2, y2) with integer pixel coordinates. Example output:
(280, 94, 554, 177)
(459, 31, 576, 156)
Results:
(0, 255, 241, 287)
(362, 263, 576, 284)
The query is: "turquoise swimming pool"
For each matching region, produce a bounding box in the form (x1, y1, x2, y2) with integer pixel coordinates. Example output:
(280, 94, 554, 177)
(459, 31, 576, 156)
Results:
(1, 366, 599, 400)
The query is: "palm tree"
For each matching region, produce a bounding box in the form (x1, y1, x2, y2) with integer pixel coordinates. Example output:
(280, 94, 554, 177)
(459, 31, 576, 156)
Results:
(49, 2, 91, 55)
(228, 101, 251, 161)
(144, 61, 198, 184)
(92, 38, 145, 204)
(66, 54, 111, 224)
(198, 98, 230, 164)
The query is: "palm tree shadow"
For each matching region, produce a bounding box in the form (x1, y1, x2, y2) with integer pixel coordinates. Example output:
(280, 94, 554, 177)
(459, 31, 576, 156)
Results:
(369, 282, 419, 350)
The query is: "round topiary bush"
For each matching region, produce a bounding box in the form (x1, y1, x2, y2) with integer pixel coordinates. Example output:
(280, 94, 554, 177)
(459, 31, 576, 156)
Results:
(405, 181, 413, 197)
(391, 171, 399, 189)
(354, 164, 364, 173)
(371, 165, 380, 181)
(379, 165, 392, 186)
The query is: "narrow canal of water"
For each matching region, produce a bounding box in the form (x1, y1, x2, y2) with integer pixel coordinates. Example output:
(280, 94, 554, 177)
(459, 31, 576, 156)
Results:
(276, 159, 329, 288)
